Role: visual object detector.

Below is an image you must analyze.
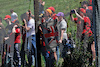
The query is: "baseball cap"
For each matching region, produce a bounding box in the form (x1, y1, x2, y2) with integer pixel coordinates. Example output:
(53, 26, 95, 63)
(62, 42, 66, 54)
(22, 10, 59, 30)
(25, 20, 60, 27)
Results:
(48, 7, 55, 12)
(56, 12, 64, 17)
(46, 9, 52, 14)
(4, 15, 11, 20)
(80, 8, 86, 13)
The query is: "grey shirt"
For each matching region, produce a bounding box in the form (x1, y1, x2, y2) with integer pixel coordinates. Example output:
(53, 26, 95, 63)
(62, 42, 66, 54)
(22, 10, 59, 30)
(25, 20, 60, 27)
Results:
(58, 19, 68, 40)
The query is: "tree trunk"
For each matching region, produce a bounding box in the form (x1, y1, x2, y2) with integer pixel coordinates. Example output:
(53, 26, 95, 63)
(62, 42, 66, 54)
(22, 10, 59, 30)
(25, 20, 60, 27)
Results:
(34, 0, 41, 67)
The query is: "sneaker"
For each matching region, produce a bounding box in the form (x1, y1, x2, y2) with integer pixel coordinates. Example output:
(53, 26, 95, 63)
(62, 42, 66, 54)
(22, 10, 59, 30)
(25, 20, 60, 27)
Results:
(92, 59, 95, 66)
(66, 51, 71, 54)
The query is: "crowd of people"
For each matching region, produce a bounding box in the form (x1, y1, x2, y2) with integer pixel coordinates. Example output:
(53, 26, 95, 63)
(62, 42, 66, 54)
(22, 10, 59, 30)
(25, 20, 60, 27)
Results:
(0, 0, 95, 67)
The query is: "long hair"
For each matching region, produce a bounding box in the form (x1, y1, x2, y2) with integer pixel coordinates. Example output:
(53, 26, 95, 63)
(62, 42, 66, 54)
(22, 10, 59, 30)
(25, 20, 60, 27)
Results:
(63, 17, 68, 23)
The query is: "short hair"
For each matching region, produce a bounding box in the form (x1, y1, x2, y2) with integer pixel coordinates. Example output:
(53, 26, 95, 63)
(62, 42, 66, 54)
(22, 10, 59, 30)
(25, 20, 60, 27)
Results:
(0, 17, 2, 22)
(81, 1, 89, 6)
(10, 9, 14, 12)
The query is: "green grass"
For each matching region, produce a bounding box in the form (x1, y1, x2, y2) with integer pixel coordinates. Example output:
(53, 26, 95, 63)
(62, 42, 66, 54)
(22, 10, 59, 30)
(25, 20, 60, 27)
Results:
(0, 0, 34, 26)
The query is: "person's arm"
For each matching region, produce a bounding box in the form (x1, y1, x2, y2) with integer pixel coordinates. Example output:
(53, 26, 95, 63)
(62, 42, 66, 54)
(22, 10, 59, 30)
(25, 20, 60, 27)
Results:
(74, 9, 84, 20)
(59, 29, 65, 43)
(15, 13, 18, 20)
(58, 21, 67, 43)
(70, 14, 74, 21)
(12, 25, 17, 33)
(23, 19, 30, 31)
(4, 37, 9, 40)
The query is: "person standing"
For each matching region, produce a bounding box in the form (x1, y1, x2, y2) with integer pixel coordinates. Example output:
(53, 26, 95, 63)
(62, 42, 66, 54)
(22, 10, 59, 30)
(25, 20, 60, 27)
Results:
(39, 0, 45, 15)
(56, 12, 68, 57)
(4, 15, 15, 67)
(12, 22, 21, 67)
(0, 17, 6, 66)
(23, 11, 36, 67)
(10, 9, 18, 23)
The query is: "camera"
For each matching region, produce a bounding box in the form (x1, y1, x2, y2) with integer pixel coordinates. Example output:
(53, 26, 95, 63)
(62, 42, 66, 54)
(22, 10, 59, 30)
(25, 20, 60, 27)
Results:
(71, 10, 75, 14)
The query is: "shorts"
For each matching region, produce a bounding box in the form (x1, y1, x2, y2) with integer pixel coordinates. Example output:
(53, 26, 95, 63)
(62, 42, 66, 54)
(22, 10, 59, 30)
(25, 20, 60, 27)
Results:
(51, 47, 56, 52)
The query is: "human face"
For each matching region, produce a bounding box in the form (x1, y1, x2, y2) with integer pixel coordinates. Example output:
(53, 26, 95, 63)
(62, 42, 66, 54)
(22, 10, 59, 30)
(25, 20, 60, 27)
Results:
(45, 10, 49, 17)
(5, 19, 9, 24)
(83, 4, 87, 9)
(58, 16, 63, 21)
(26, 12, 29, 17)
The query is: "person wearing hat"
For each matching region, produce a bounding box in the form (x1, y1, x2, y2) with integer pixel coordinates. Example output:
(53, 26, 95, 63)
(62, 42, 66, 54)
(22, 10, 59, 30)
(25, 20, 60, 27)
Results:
(45, 9, 53, 21)
(56, 12, 68, 58)
(48, 7, 57, 20)
(71, 8, 92, 44)
(48, 7, 55, 13)
(70, 9, 85, 40)
(45, 9, 58, 61)
(40, 8, 58, 66)
(4, 15, 15, 67)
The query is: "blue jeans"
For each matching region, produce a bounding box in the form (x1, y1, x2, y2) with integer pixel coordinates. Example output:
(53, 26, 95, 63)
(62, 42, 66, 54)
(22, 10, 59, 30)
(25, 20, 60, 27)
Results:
(56, 46, 60, 63)
(27, 35, 37, 66)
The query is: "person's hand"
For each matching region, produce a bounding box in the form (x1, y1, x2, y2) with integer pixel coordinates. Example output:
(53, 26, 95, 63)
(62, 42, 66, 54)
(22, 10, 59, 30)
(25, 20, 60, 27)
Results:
(42, 18, 46, 23)
(22, 26, 25, 28)
(39, 26, 42, 31)
(4, 37, 9, 40)
(42, 1, 45, 6)
(74, 9, 77, 14)
(13, 25, 17, 28)
(58, 39, 62, 43)
(0, 27, 1, 30)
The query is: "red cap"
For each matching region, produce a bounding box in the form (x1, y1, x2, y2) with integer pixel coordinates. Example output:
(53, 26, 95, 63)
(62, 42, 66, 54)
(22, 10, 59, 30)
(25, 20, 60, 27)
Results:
(48, 7, 55, 12)
(80, 8, 86, 13)
(4, 15, 11, 20)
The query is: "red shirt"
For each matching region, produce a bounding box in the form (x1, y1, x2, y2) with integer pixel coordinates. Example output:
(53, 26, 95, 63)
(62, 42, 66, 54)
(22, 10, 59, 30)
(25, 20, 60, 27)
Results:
(14, 28, 21, 43)
(84, 17, 91, 27)
(89, 0, 92, 5)
(82, 17, 92, 36)
(88, 6, 93, 11)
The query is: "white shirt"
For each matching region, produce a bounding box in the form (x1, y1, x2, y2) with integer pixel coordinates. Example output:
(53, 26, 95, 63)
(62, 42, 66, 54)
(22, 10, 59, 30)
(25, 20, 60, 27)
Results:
(58, 19, 68, 40)
(26, 19, 35, 38)
(11, 12, 18, 21)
